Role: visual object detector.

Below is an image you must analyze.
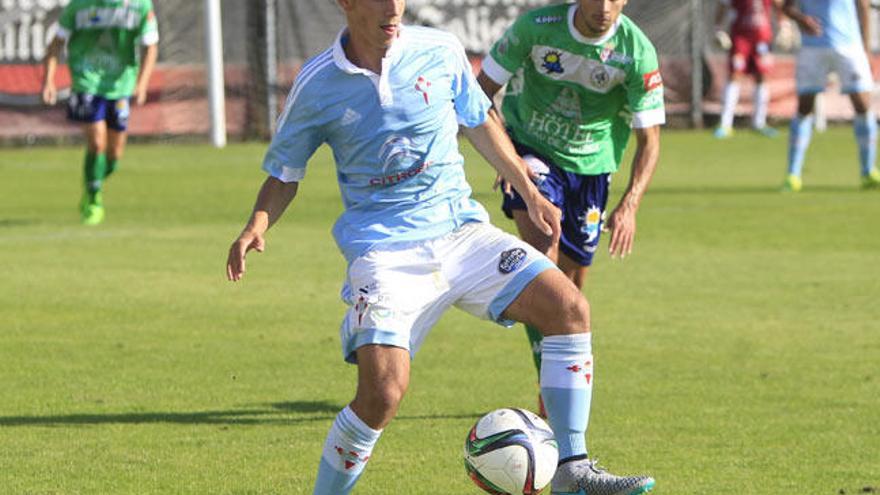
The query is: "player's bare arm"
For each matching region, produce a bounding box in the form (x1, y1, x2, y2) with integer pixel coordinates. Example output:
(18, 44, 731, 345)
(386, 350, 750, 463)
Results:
(857, 0, 872, 55)
(783, 0, 822, 36)
(41, 37, 65, 105)
(605, 125, 660, 259)
(476, 71, 503, 102)
(475, 71, 526, 196)
(226, 177, 299, 282)
(135, 43, 158, 106)
(713, 1, 732, 49)
(461, 113, 561, 243)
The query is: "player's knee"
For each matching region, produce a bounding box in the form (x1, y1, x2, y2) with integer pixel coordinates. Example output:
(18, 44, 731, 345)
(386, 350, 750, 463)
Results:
(560, 294, 590, 334)
(540, 291, 590, 336)
(358, 385, 405, 426)
(88, 141, 106, 153)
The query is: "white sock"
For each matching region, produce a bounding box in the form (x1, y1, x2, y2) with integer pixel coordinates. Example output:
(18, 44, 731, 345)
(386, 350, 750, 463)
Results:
(313, 406, 382, 495)
(753, 83, 770, 129)
(720, 81, 740, 129)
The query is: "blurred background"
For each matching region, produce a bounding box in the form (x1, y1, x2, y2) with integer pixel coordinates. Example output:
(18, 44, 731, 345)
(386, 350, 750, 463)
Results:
(2, 0, 880, 144)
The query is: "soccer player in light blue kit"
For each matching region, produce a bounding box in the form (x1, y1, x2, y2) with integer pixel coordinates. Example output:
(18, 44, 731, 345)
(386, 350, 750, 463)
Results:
(783, 0, 880, 191)
(226, 1, 655, 494)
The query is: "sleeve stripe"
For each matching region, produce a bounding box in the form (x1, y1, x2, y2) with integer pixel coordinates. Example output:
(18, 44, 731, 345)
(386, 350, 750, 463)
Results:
(141, 31, 159, 46)
(481, 55, 513, 85)
(55, 26, 71, 40)
(275, 51, 332, 131)
(632, 108, 666, 128)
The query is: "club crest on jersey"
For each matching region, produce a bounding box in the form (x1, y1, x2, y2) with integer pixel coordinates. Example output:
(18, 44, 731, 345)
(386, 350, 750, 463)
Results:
(414, 75, 431, 105)
(590, 66, 610, 89)
(498, 248, 527, 274)
(541, 51, 564, 74)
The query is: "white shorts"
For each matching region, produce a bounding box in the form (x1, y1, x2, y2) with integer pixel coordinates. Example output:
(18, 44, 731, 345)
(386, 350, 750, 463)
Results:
(338, 221, 556, 363)
(796, 45, 874, 95)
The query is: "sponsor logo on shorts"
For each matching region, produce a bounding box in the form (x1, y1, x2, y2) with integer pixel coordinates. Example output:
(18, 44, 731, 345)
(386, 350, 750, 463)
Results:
(580, 206, 602, 244)
(498, 248, 527, 274)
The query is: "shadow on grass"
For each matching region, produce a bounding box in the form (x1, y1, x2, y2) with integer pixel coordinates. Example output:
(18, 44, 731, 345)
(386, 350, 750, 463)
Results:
(0, 400, 481, 427)
(0, 218, 38, 228)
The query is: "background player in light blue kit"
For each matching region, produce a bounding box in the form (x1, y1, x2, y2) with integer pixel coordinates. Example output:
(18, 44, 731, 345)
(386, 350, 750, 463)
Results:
(783, 0, 880, 191)
(226, 0, 655, 494)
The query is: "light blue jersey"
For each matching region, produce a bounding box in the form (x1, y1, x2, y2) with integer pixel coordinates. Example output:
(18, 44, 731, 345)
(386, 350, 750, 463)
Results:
(798, 0, 863, 48)
(263, 26, 492, 263)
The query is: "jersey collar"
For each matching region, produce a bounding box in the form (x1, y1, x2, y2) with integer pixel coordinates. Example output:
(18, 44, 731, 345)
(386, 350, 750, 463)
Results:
(332, 25, 408, 76)
(567, 3, 621, 46)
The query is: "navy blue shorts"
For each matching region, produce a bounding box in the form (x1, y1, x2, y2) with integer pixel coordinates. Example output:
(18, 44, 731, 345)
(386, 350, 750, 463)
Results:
(67, 93, 130, 131)
(502, 141, 611, 266)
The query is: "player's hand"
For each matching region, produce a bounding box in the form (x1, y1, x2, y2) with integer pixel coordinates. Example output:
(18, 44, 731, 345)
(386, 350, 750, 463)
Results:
(604, 203, 636, 259)
(798, 15, 822, 36)
(714, 30, 732, 50)
(493, 174, 513, 197)
(42, 83, 57, 105)
(226, 230, 266, 282)
(524, 193, 561, 246)
(134, 84, 148, 106)
(774, 18, 797, 52)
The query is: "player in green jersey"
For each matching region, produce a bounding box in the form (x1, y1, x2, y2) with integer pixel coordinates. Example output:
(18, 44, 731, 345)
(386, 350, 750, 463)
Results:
(478, 2, 662, 493)
(42, 0, 159, 225)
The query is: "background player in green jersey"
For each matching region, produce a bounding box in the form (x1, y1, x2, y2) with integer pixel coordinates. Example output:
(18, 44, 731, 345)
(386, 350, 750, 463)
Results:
(477, 0, 664, 422)
(42, 0, 159, 225)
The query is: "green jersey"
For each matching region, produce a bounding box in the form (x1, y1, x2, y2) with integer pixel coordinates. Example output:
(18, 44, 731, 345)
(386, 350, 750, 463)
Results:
(484, 4, 665, 175)
(57, 0, 159, 100)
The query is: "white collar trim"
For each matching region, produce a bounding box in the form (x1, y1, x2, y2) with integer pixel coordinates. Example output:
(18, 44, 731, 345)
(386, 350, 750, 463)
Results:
(567, 4, 621, 46)
(331, 25, 407, 75)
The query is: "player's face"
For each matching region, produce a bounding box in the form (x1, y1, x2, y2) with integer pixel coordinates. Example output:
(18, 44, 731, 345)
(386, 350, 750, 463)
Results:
(340, 0, 405, 49)
(576, 0, 628, 37)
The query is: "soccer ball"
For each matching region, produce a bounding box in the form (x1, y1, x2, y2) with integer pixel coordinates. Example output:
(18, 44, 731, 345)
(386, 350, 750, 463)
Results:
(464, 408, 558, 494)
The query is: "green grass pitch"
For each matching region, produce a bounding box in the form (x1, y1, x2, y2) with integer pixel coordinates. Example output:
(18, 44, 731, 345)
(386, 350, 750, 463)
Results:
(1, 128, 878, 494)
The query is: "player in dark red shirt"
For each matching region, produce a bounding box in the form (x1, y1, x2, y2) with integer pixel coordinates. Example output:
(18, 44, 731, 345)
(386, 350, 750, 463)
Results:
(714, 0, 786, 138)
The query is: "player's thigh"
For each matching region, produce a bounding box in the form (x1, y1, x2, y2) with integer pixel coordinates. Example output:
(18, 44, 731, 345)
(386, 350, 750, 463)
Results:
(82, 121, 107, 152)
(833, 46, 874, 95)
(849, 91, 872, 114)
(107, 128, 128, 160)
(443, 223, 586, 335)
(106, 98, 131, 133)
(796, 47, 833, 95)
(512, 209, 557, 259)
(444, 222, 554, 321)
(352, 345, 411, 410)
(557, 252, 589, 290)
(751, 41, 773, 78)
(501, 268, 589, 336)
(340, 246, 449, 364)
(556, 173, 609, 268)
(729, 35, 755, 75)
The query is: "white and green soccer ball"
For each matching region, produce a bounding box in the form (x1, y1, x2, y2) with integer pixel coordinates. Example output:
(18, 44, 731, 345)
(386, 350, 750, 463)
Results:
(464, 408, 558, 494)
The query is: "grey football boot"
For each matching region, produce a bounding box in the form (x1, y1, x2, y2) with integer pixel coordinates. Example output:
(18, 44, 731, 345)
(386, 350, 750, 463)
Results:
(550, 458, 655, 495)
